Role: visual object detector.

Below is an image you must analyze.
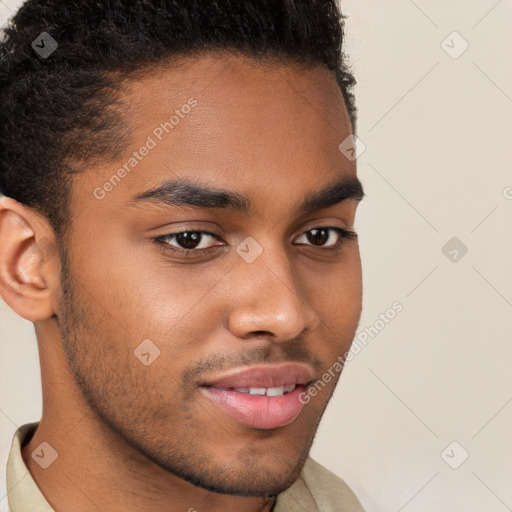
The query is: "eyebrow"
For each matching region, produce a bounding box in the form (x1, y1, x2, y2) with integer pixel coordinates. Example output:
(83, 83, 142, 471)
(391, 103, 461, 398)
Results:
(129, 174, 364, 216)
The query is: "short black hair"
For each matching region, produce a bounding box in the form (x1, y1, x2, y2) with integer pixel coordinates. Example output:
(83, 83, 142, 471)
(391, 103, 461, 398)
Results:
(0, 0, 357, 238)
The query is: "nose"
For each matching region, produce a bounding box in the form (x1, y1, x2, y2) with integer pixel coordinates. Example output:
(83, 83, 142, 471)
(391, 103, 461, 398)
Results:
(226, 242, 321, 343)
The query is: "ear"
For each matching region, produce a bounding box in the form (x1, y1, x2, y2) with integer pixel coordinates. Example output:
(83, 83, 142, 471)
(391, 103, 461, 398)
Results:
(0, 196, 61, 321)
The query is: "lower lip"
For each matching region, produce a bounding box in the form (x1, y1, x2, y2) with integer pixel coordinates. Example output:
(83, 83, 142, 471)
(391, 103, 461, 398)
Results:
(201, 385, 307, 429)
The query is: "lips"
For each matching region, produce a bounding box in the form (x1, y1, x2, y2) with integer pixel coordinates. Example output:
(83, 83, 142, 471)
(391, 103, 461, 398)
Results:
(202, 363, 315, 389)
(200, 363, 315, 429)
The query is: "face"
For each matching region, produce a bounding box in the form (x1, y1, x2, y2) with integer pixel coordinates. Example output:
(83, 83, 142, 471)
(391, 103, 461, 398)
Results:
(57, 54, 363, 497)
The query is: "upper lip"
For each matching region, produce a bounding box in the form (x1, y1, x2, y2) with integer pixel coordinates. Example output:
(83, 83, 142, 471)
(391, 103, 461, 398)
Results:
(202, 363, 315, 389)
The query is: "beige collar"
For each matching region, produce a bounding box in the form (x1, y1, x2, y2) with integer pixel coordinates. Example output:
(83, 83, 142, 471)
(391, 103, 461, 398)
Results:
(6, 422, 54, 511)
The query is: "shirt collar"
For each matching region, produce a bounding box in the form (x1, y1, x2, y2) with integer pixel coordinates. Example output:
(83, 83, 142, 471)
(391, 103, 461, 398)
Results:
(6, 422, 54, 511)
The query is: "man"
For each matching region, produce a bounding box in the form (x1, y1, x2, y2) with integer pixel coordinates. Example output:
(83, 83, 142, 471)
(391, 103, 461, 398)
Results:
(0, 1, 366, 510)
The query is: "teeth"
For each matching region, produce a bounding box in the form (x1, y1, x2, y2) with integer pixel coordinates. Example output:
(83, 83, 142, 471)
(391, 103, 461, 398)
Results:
(232, 385, 296, 396)
(248, 388, 266, 395)
(266, 386, 285, 397)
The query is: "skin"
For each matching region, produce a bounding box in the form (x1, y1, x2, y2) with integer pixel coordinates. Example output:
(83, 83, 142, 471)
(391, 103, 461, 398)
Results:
(0, 53, 363, 512)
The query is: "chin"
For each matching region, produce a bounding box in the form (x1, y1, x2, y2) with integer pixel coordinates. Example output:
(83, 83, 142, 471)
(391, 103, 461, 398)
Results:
(182, 461, 306, 497)
(154, 443, 310, 498)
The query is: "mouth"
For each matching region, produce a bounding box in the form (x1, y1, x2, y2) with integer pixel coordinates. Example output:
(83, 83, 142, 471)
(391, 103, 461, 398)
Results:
(216, 384, 298, 396)
(200, 363, 315, 430)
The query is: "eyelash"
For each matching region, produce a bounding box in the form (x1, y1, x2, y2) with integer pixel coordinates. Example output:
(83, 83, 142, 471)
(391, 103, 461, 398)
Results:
(153, 226, 357, 258)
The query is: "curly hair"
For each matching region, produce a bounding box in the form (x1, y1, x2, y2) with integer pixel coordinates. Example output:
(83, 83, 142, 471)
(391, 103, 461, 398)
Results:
(0, 0, 357, 238)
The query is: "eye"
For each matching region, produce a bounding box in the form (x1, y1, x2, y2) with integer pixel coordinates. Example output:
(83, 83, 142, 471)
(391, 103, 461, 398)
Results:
(153, 226, 357, 258)
(294, 227, 357, 249)
(154, 229, 223, 255)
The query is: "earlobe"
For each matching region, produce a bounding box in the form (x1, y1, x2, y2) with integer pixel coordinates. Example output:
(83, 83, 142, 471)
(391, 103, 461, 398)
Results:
(0, 197, 59, 322)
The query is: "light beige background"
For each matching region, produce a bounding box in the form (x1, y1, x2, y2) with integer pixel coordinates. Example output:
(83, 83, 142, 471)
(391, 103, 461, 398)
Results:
(1, 0, 511, 510)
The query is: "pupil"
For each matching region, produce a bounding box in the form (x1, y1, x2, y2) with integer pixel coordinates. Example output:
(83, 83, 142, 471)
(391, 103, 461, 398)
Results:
(177, 232, 201, 249)
(307, 228, 328, 246)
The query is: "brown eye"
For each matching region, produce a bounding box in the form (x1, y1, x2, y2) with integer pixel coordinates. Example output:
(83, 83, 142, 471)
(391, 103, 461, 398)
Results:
(305, 228, 330, 246)
(175, 231, 205, 249)
(156, 230, 223, 253)
(153, 226, 357, 259)
(295, 227, 357, 248)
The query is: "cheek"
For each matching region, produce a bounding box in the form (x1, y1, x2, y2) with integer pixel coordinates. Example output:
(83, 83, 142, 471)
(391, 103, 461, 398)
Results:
(306, 248, 362, 349)
(342, 251, 363, 319)
(59, 269, 195, 424)
(127, 264, 231, 349)
(308, 247, 362, 313)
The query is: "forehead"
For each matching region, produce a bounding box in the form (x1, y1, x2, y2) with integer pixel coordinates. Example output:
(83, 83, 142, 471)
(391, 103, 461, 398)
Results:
(74, 53, 356, 216)
(122, 52, 347, 120)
